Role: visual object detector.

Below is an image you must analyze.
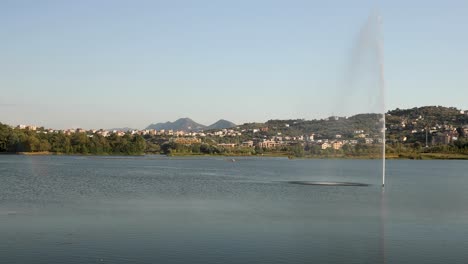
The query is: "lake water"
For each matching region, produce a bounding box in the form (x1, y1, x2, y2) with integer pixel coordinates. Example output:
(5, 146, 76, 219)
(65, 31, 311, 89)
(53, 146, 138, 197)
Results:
(0, 155, 467, 264)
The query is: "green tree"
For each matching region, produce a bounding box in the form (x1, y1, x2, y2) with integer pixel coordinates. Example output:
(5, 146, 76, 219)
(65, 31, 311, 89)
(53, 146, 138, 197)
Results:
(0, 123, 10, 152)
(38, 139, 51, 152)
(132, 135, 146, 154)
(290, 144, 305, 157)
(24, 135, 40, 152)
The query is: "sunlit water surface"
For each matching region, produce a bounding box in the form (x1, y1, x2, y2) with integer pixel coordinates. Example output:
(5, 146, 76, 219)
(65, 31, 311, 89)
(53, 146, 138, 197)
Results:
(1, 155, 467, 264)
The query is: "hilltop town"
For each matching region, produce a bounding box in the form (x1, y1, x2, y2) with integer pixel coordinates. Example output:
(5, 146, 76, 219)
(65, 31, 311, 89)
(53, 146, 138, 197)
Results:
(1, 106, 467, 159)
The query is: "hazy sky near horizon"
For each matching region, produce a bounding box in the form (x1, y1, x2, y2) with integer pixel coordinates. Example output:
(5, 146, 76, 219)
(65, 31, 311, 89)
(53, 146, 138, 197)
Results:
(1, 0, 467, 129)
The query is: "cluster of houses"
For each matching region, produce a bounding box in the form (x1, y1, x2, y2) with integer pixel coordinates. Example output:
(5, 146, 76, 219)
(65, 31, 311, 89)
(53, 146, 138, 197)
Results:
(15, 125, 243, 138)
(15, 114, 467, 150)
(14, 123, 383, 150)
(214, 138, 384, 151)
(387, 114, 468, 145)
(241, 130, 383, 150)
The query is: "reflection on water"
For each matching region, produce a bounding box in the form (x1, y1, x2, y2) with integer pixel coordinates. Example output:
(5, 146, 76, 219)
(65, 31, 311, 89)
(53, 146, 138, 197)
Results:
(286, 181, 370, 186)
(0, 156, 467, 264)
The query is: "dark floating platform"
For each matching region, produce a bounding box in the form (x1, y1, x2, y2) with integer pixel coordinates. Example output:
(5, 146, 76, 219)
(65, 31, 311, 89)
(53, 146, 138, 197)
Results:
(287, 181, 370, 187)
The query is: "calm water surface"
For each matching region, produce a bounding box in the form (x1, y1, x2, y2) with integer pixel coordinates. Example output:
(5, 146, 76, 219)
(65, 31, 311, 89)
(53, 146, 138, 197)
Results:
(0, 155, 467, 263)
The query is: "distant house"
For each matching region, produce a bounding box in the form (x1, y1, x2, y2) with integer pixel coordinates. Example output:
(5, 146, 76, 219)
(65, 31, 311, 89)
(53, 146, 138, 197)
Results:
(308, 134, 315, 141)
(432, 133, 451, 145)
(97, 130, 110, 137)
(432, 131, 458, 145)
(257, 140, 278, 149)
(321, 142, 331, 150)
(175, 131, 185, 136)
(241, 141, 254, 147)
(332, 141, 343, 150)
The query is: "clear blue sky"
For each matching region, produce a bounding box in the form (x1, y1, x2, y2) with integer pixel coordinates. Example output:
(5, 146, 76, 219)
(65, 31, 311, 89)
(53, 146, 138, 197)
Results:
(1, 0, 467, 129)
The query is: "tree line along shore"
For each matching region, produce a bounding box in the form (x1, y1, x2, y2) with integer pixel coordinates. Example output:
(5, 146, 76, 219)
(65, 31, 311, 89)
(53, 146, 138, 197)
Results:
(1, 106, 467, 159)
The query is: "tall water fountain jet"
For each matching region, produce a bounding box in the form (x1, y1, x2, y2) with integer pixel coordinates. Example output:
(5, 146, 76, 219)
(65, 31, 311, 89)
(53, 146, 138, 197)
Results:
(377, 14, 386, 188)
(287, 12, 386, 188)
(343, 12, 386, 187)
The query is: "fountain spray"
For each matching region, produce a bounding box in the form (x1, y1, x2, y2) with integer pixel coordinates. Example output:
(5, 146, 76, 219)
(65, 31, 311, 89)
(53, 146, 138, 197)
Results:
(377, 14, 386, 188)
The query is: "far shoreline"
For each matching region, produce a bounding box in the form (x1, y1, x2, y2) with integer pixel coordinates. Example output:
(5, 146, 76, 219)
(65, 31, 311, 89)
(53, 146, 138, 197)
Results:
(2, 151, 467, 160)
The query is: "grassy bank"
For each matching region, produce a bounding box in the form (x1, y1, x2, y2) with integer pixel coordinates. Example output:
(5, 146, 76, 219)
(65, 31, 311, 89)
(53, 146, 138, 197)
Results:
(387, 152, 468, 160)
(420, 153, 468, 160)
(167, 151, 468, 160)
(14, 152, 145, 156)
(3, 151, 467, 160)
(17, 151, 56, 155)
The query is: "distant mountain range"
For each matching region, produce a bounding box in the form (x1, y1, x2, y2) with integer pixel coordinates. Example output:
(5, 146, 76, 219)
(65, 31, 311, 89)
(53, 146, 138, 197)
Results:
(145, 118, 236, 132)
(206, 119, 237, 130)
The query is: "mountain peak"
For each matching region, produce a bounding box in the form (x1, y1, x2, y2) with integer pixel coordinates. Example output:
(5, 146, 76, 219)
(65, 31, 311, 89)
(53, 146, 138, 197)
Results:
(206, 119, 236, 130)
(146, 118, 206, 132)
(145, 118, 236, 132)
